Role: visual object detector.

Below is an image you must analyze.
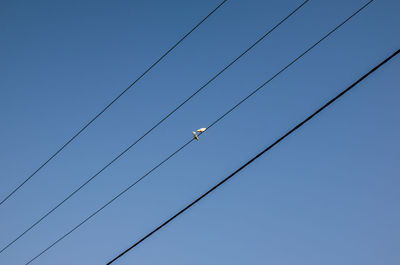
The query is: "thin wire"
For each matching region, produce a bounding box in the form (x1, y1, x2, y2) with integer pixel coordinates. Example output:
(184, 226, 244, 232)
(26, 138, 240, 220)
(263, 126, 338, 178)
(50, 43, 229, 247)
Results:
(0, 0, 310, 255)
(0, 0, 228, 207)
(24, 2, 375, 264)
(108, 47, 400, 264)
(207, 0, 374, 131)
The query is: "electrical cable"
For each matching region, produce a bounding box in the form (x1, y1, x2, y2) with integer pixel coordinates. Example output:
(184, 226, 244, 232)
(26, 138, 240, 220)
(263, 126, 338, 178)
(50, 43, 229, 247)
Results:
(0, 0, 309, 255)
(23, 1, 375, 263)
(0, 0, 228, 207)
(108, 47, 400, 264)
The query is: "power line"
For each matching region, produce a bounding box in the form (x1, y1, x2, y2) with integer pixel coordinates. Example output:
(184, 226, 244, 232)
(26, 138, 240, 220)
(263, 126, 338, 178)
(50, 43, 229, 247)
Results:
(107, 48, 400, 264)
(23, 1, 374, 264)
(0, 0, 227, 207)
(0, 0, 310, 255)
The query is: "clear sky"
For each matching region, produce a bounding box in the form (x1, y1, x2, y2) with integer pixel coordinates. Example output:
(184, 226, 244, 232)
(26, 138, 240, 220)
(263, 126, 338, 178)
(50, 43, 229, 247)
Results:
(0, 0, 399, 264)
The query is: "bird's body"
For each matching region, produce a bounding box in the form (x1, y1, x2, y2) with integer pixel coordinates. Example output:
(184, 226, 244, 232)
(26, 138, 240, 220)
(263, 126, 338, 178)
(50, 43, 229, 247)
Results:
(192, 131, 199, 141)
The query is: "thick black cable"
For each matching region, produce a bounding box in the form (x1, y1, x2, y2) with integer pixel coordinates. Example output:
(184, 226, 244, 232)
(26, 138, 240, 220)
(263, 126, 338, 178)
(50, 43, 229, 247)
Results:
(0, 0, 227, 207)
(108, 48, 400, 264)
(24, 2, 374, 264)
(0, 0, 309, 255)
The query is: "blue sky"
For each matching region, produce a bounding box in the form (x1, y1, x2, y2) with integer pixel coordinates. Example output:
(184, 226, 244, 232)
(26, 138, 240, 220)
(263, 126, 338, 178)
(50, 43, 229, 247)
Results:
(0, 0, 399, 264)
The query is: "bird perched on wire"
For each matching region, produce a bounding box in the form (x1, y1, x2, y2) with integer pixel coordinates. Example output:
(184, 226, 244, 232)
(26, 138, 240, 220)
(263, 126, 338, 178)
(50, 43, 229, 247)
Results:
(192, 128, 207, 141)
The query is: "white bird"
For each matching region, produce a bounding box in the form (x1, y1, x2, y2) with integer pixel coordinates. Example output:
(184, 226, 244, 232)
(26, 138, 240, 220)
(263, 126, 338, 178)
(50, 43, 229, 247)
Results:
(192, 127, 206, 141)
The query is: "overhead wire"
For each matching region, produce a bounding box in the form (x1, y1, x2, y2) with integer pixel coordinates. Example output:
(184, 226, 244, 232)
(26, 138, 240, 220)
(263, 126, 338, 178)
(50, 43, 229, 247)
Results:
(0, 0, 228, 207)
(108, 48, 400, 264)
(22, 1, 375, 264)
(0, 0, 310, 255)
